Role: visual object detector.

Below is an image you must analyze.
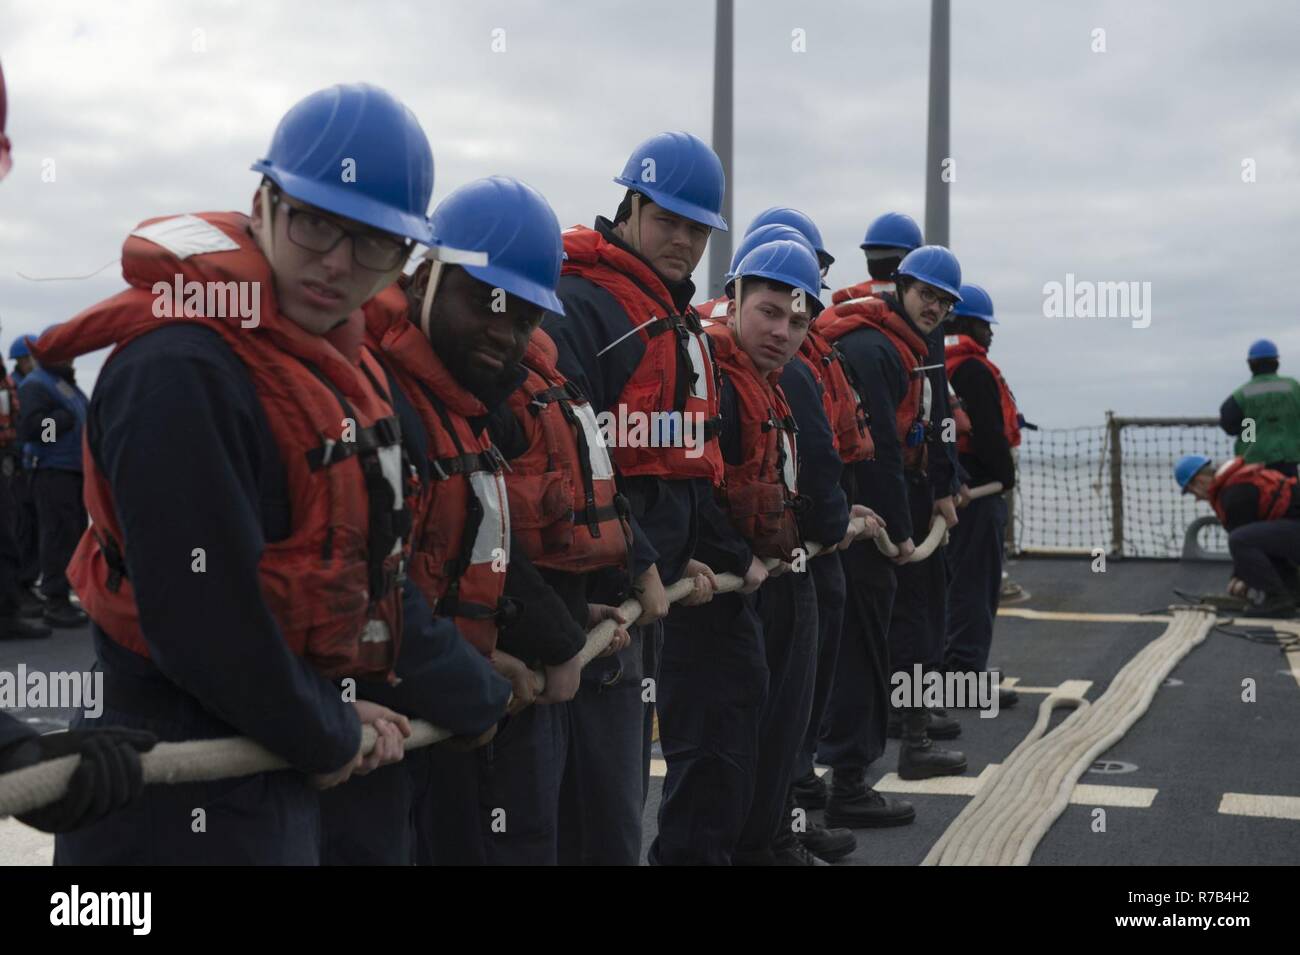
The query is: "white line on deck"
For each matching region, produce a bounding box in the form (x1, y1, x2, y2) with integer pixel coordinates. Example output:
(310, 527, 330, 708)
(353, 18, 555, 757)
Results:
(1217, 793, 1300, 821)
(998, 608, 1172, 624)
(1005, 679, 1094, 697)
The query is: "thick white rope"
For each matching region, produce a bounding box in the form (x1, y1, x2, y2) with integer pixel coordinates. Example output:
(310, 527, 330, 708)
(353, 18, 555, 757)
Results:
(0, 516, 869, 818)
(870, 480, 1002, 561)
(922, 607, 1216, 865)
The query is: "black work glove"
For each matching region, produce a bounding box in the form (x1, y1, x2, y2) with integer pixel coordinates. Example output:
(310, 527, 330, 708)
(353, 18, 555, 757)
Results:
(0, 728, 157, 833)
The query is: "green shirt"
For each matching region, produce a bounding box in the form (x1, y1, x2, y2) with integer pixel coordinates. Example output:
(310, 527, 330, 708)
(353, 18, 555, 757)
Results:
(1231, 373, 1300, 464)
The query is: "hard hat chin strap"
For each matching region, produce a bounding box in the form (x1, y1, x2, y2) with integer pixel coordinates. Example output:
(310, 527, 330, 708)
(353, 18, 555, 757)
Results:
(255, 183, 279, 265)
(628, 193, 642, 254)
(418, 260, 445, 341)
(733, 275, 743, 339)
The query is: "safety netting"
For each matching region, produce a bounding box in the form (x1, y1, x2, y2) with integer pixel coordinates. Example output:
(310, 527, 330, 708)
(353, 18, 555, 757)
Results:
(1011, 416, 1234, 559)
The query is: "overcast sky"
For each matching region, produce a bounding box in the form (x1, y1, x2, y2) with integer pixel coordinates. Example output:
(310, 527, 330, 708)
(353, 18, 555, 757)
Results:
(2, 0, 1297, 427)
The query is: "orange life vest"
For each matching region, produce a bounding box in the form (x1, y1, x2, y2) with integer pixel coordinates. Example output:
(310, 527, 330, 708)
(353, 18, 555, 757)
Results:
(703, 295, 874, 465)
(362, 285, 511, 657)
(948, 384, 973, 443)
(561, 225, 723, 484)
(944, 334, 1021, 452)
(504, 328, 631, 573)
(0, 375, 18, 449)
(797, 327, 875, 464)
(818, 292, 930, 470)
(1207, 457, 1297, 526)
(832, 279, 896, 305)
(705, 324, 802, 561)
(34, 211, 407, 680)
(697, 295, 730, 322)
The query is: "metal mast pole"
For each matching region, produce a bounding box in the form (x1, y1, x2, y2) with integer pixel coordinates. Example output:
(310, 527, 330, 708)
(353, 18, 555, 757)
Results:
(924, 0, 951, 246)
(708, 0, 734, 298)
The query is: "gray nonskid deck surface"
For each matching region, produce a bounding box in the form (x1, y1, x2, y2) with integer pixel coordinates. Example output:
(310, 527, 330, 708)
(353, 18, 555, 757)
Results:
(643, 557, 1300, 865)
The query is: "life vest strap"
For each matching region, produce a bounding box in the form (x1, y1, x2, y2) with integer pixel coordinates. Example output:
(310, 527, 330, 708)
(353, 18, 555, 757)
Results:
(572, 500, 626, 531)
(526, 382, 584, 410)
(437, 594, 521, 627)
(96, 528, 129, 593)
(429, 446, 505, 481)
(305, 416, 402, 470)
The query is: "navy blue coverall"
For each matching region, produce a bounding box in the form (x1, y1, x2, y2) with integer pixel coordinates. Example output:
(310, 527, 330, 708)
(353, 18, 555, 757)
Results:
(945, 354, 1016, 673)
(778, 359, 851, 791)
(54, 324, 504, 865)
(818, 298, 952, 771)
(544, 217, 705, 865)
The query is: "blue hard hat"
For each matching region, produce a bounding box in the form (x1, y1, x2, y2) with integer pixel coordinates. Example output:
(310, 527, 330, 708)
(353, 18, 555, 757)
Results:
(431, 176, 565, 315)
(1174, 454, 1212, 492)
(8, 336, 31, 360)
(726, 239, 824, 316)
(728, 224, 815, 278)
(251, 84, 435, 245)
(952, 284, 997, 324)
(861, 212, 923, 252)
(613, 131, 728, 231)
(897, 245, 963, 301)
(1247, 338, 1279, 361)
(745, 207, 833, 268)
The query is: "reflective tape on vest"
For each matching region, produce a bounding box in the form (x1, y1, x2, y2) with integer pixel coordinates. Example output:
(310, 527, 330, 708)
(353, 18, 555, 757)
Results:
(131, 214, 241, 259)
(686, 332, 710, 401)
(781, 431, 798, 493)
(1241, 380, 1295, 397)
(377, 443, 405, 556)
(469, 471, 510, 565)
(572, 402, 615, 481)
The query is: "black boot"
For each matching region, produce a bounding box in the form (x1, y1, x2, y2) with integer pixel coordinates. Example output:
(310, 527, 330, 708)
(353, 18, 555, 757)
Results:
(790, 769, 828, 811)
(897, 708, 967, 780)
(824, 766, 915, 828)
(926, 707, 962, 739)
(797, 822, 856, 862)
(0, 613, 52, 640)
(1252, 593, 1299, 619)
(17, 590, 45, 618)
(998, 686, 1020, 709)
(771, 832, 829, 866)
(43, 597, 88, 629)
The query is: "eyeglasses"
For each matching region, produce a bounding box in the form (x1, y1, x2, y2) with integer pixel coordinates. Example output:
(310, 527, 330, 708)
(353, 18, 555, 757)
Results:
(915, 285, 957, 314)
(272, 193, 411, 271)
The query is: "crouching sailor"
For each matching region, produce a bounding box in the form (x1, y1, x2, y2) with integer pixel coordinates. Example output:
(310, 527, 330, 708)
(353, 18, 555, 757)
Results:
(1177, 455, 1300, 618)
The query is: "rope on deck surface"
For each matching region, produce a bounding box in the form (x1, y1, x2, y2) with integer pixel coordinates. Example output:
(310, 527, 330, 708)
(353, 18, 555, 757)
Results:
(922, 606, 1216, 866)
